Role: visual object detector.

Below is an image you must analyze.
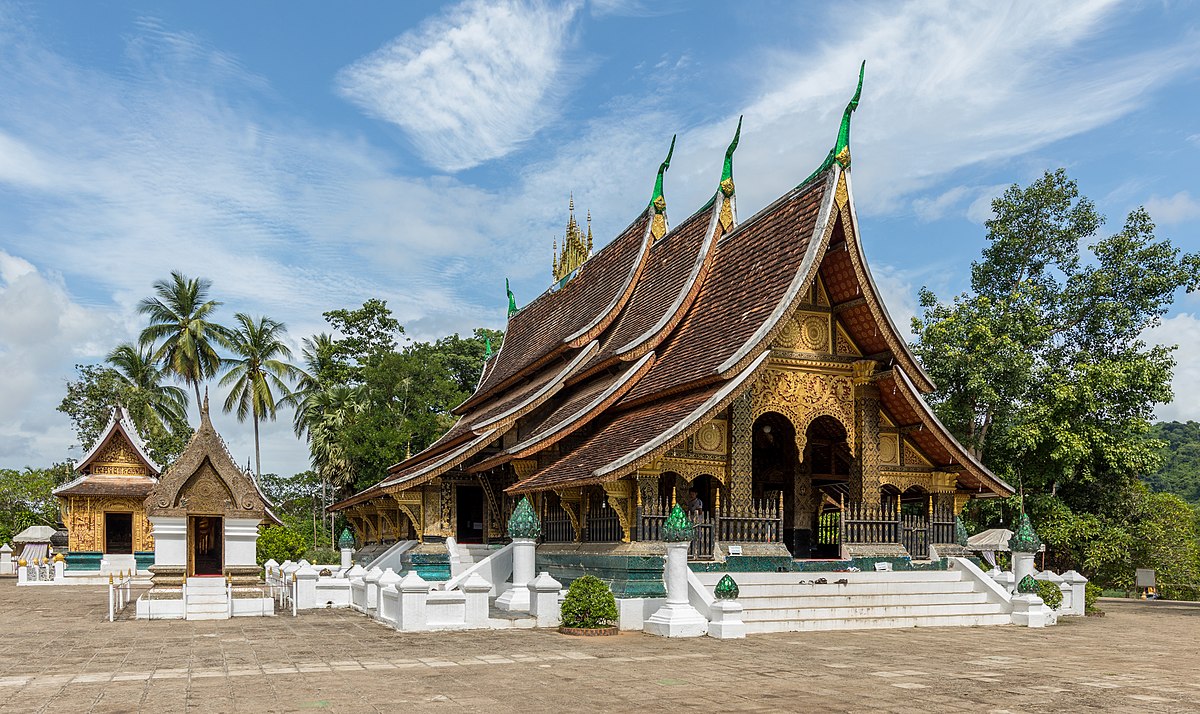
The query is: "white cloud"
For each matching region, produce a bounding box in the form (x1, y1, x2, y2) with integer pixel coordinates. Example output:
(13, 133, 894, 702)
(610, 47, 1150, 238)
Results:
(1144, 191, 1200, 225)
(912, 186, 971, 222)
(1144, 313, 1200, 422)
(337, 0, 582, 172)
(965, 184, 1008, 225)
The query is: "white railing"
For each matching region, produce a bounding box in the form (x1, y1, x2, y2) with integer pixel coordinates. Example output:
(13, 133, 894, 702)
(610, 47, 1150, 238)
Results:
(108, 570, 134, 622)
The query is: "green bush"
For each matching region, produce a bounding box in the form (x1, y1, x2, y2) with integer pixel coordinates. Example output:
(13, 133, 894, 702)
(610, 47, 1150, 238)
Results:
(304, 546, 340, 565)
(256, 525, 307, 565)
(1036, 579, 1063, 609)
(1085, 582, 1103, 614)
(560, 575, 618, 629)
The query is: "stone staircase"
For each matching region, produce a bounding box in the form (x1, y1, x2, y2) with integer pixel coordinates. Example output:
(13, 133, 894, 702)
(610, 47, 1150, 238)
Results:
(185, 577, 229, 621)
(693, 569, 1010, 633)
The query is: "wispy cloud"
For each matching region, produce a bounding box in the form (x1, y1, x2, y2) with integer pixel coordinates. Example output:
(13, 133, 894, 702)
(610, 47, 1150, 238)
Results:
(337, 0, 583, 172)
(1144, 313, 1200, 422)
(1144, 191, 1200, 225)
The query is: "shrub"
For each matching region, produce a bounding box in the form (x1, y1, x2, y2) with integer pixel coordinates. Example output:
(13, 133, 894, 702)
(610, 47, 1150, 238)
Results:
(1085, 582, 1103, 614)
(559, 575, 618, 629)
(256, 525, 307, 565)
(304, 546, 340, 566)
(1035, 579, 1063, 609)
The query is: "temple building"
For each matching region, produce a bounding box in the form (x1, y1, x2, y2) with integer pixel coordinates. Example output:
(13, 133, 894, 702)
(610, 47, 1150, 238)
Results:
(331, 65, 1014, 589)
(143, 395, 279, 588)
(54, 406, 160, 574)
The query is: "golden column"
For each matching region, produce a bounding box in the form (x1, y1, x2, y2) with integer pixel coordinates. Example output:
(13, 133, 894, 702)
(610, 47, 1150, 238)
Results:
(850, 360, 881, 509)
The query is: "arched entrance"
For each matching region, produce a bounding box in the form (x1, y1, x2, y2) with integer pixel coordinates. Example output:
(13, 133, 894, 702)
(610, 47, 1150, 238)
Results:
(803, 415, 851, 559)
(752, 412, 800, 554)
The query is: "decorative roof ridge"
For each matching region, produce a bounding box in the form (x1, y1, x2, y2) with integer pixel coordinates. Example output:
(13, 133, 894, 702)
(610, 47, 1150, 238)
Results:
(470, 341, 599, 432)
(451, 210, 652, 415)
(885, 366, 1014, 496)
(837, 169, 937, 392)
(74, 405, 162, 476)
(649, 135, 675, 242)
(561, 210, 655, 348)
(714, 167, 840, 377)
(472, 352, 656, 471)
(378, 428, 498, 492)
(801, 61, 865, 186)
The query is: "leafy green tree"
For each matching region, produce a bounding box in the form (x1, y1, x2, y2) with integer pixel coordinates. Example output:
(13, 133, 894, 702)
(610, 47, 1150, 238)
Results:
(58, 363, 192, 466)
(322, 298, 404, 377)
(916, 169, 1199, 590)
(0, 466, 68, 545)
(220, 313, 301, 478)
(256, 525, 308, 565)
(138, 271, 233, 410)
(1145, 421, 1200, 504)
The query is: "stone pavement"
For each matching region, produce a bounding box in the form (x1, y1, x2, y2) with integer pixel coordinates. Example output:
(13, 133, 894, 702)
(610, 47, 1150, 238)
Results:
(0, 578, 1198, 713)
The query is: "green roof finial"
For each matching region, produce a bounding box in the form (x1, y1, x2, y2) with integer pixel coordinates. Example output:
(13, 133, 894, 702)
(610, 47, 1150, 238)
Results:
(720, 115, 743, 193)
(506, 278, 518, 318)
(832, 60, 865, 169)
(484, 335, 493, 358)
(801, 61, 865, 185)
(649, 134, 675, 210)
(507, 496, 541, 540)
(661, 503, 695, 542)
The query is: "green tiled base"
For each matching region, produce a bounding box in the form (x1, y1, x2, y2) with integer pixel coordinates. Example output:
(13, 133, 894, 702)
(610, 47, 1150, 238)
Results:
(406, 552, 450, 581)
(134, 551, 155, 571)
(690, 556, 949, 573)
(65, 551, 102, 571)
(536, 553, 667, 598)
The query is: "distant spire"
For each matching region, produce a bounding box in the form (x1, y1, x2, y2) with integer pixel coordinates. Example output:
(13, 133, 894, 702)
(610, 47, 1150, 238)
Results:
(201, 387, 211, 425)
(506, 278, 518, 318)
(553, 194, 592, 282)
(649, 135, 675, 241)
(718, 117, 742, 232)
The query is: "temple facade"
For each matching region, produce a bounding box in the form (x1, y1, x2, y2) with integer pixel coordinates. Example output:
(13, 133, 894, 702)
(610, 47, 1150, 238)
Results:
(331, 68, 1013, 586)
(144, 396, 279, 587)
(54, 406, 160, 573)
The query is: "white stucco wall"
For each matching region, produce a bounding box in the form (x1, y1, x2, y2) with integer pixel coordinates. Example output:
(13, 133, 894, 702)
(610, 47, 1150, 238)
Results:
(225, 519, 261, 568)
(150, 517, 187, 568)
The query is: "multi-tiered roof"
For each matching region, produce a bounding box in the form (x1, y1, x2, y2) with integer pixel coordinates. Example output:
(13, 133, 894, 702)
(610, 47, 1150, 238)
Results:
(333, 66, 1012, 511)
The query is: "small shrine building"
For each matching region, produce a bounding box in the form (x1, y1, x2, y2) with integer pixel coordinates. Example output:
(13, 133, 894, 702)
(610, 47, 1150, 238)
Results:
(54, 406, 159, 573)
(331, 66, 1014, 589)
(144, 396, 279, 587)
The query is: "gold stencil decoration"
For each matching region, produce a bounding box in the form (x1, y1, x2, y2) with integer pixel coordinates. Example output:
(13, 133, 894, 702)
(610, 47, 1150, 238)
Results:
(798, 315, 830, 352)
(834, 172, 849, 209)
(719, 196, 734, 232)
(693, 419, 727, 455)
(651, 211, 667, 241)
(879, 434, 899, 464)
(748, 368, 856, 452)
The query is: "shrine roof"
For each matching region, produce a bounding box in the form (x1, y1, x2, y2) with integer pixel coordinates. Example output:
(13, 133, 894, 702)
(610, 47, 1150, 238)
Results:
(54, 474, 157, 498)
(73, 406, 161, 476)
(508, 352, 768, 493)
(458, 212, 651, 412)
(622, 172, 833, 404)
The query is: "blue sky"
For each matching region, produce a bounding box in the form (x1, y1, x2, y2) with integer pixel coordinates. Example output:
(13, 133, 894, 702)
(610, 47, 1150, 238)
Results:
(1, 0, 1198, 477)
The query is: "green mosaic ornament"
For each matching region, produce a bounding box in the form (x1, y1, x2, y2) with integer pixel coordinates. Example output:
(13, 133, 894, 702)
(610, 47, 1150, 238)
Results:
(714, 574, 740, 600)
(954, 517, 969, 547)
(1017, 574, 1040, 594)
(661, 503, 694, 542)
(1007, 513, 1043, 553)
(649, 135, 675, 209)
(337, 528, 355, 550)
(719, 116, 742, 189)
(507, 496, 542, 540)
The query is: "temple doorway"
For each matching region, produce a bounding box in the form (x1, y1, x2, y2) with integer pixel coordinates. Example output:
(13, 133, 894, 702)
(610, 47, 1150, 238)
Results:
(456, 485, 485, 544)
(190, 516, 223, 576)
(806, 415, 851, 559)
(752, 412, 799, 553)
(104, 512, 133, 554)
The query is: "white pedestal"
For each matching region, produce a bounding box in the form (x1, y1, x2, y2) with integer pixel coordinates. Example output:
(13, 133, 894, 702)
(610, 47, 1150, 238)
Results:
(1011, 593, 1053, 628)
(1012, 551, 1035, 593)
(340, 548, 353, 570)
(528, 571, 563, 628)
(707, 600, 745, 639)
(495, 538, 535, 612)
(644, 542, 707, 638)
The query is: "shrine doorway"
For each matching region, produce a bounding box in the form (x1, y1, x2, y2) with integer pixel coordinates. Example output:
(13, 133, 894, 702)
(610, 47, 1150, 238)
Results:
(752, 412, 800, 552)
(104, 512, 133, 554)
(803, 415, 850, 559)
(190, 516, 223, 576)
(456, 485, 485, 544)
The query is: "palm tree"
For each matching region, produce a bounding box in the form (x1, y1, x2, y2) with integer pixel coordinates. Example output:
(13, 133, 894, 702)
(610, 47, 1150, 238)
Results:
(138, 271, 232, 412)
(220, 313, 301, 478)
(286, 333, 338, 439)
(304, 384, 365, 491)
(105, 343, 190, 430)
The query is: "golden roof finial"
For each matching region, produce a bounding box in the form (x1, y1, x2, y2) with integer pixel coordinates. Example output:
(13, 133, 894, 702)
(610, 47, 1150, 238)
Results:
(553, 194, 593, 283)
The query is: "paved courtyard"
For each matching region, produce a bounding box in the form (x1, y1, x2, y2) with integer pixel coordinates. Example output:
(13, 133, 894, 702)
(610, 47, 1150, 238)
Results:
(0, 578, 1197, 713)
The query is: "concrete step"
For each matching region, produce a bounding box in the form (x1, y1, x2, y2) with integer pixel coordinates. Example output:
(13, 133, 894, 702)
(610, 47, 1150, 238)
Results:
(186, 594, 228, 605)
(186, 601, 229, 612)
(744, 612, 1012, 633)
(733, 581, 979, 598)
(693, 570, 964, 586)
(737, 591, 991, 610)
(741, 602, 1008, 622)
(186, 611, 230, 621)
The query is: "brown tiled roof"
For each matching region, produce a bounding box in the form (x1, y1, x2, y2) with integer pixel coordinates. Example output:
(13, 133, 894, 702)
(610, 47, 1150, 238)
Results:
(573, 204, 716, 380)
(508, 352, 769, 493)
(459, 212, 651, 412)
(54, 475, 156, 498)
(623, 173, 834, 404)
(877, 368, 1013, 496)
(470, 352, 655, 472)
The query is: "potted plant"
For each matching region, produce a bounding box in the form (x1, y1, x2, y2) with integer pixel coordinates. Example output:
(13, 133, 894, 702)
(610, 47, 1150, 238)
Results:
(558, 575, 619, 636)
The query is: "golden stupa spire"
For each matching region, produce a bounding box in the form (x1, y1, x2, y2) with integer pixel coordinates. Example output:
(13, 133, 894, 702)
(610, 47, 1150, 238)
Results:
(553, 193, 592, 283)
